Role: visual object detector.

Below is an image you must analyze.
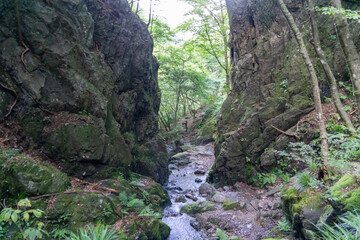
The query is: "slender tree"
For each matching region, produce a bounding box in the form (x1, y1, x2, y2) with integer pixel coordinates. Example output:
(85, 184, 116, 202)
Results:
(309, 0, 355, 134)
(181, 0, 231, 90)
(278, 0, 329, 163)
(330, 0, 360, 119)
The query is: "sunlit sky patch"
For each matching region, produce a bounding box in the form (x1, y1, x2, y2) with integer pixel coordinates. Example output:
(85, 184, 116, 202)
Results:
(139, 0, 193, 29)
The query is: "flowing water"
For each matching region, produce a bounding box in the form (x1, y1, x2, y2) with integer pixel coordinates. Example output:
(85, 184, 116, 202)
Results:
(162, 142, 215, 240)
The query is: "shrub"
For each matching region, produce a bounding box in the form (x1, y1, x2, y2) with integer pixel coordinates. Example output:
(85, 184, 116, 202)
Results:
(67, 224, 122, 240)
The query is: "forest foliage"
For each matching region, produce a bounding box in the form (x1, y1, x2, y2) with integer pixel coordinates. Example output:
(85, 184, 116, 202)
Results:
(129, 0, 230, 131)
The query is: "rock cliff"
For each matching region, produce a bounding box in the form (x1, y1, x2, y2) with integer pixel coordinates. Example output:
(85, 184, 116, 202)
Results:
(0, 0, 168, 183)
(210, 0, 358, 185)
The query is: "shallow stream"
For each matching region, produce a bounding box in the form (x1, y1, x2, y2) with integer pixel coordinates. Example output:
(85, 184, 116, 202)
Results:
(162, 143, 215, 240)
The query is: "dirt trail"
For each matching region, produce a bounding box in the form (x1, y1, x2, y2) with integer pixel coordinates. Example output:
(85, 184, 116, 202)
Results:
(163, 114, 284, 240)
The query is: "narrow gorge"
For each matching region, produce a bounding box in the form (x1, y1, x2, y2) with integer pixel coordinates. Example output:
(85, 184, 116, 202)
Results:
(1, 0, 360, 239)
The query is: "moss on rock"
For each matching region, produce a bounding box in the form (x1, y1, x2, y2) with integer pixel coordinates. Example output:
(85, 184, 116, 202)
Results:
(146, 182, 171, 208)
(44, 124, 106, 162)
(328, 174, 360, 211)
(194, 117, 216, 145)
(0, 150, 70, 198)
(47, 192, 119, 231)
(223, 200, 240, 210)
(180, 201, 216, 215)
(281, 186, 329, 237)
(125, 218, 170, 240)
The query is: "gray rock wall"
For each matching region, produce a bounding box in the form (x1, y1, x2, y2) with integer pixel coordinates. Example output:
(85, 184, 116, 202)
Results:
(0, 0, 168, 183)
(210, 0, 357, 185)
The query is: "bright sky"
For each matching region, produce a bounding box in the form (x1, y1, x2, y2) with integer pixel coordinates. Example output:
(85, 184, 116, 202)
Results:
(139, 0, 193, 29)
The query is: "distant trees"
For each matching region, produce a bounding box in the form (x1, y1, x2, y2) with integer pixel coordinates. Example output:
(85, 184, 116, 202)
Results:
(179, 0, 231, 91)
(151, 19, 221, 130)
(157, 43, 207, 126)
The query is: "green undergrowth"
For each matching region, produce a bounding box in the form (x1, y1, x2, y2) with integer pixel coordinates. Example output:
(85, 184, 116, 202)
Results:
(276, 124, 360, 238)
(0, 149, 170, 240)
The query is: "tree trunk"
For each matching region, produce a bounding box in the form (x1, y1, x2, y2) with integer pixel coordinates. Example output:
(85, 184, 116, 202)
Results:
(224, 36, 230, 90)
(309, 0, 355, 134)
(220, 0, 230, 90)
(135, 0, 140, 15)
(147, 0, 152, 28)
(331, 0, 360, 120)
(173, 85, 182, 126)
(278, 0, 329, 163)
(159, 112, 170, 132)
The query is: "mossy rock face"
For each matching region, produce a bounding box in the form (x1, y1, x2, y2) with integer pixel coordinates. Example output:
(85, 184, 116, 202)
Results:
(281, 186, 331, 238)
(20, 111, 44, 144)
(328, 174, 360, 211)
(98, 176, 170, 209)
(180, 201, 216, 215)
(47, 192, 119, 231)
(132, 135, 169, 184)
(223, 199, 241, 210)
(97, 178, 137, 195)
(44, 124, 107, 162)
(194, 117, 216, 145)
(0, 150, 70, 198)
(43, 122, 132, 179)
(125, 218, 170, 240)
(146, 182, 171, 208)
(141, 218, 170, 240)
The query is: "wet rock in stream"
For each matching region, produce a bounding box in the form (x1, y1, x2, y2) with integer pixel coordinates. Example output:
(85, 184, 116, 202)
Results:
(195, 178, 203, 183)
(199, 182, 215, 196)
(170, 152, 191, 166)
(175, 195, 187, 203)
(190, 219, 202, 231)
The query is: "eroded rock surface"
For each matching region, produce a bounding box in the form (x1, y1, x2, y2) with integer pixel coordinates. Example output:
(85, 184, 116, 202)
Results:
(210, 0, 358, 185)
(0, 0, 168, 183)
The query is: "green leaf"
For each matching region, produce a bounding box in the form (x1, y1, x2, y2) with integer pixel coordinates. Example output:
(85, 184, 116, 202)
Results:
(23, 212, 30, 222)
(32, 210, 42, 218)
(18, 198, 31, 208)
(4, 211, 11, 222)
(37, 222, 44, 230)
(11, 212, 18, 223)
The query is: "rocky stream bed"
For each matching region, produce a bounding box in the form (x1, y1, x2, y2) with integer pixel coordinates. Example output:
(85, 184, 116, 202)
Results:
(162, 133, 285, 240)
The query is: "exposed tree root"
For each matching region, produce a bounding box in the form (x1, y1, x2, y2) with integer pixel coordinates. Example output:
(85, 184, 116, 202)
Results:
(20, 45, 30, 72)
(14, 0, 30, 72)
(0, 82, 18, 120)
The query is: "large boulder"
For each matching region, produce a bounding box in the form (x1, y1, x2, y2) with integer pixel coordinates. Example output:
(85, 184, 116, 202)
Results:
(0, 149, 70, 198)
(0, 0, 168, 182)
(46, 192, 119, 231)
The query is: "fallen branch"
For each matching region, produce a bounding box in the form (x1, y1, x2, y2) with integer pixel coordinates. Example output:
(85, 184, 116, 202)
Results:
(76, 179, 121, 194)
(350, 109, 357, 115)
(30, 191, 79, 200)
(271, 124, 299, 140)
(0, 82, 18, 120)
